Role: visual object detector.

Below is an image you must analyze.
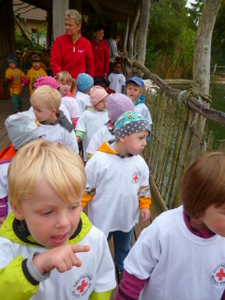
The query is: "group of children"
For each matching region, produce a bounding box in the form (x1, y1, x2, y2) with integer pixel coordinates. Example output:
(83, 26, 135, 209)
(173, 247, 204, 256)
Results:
(1, 55, 225, 299)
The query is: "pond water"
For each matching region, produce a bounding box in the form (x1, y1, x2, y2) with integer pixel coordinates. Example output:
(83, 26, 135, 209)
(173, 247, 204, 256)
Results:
(172, 84, 225, 150)
(207, 84, 225, 149)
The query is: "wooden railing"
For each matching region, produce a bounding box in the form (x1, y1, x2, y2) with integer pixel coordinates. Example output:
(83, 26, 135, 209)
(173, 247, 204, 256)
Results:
(122, 58, 225, 211)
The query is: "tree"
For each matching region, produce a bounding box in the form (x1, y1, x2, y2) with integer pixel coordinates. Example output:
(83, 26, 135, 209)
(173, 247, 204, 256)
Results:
(193, 0, 221, 94)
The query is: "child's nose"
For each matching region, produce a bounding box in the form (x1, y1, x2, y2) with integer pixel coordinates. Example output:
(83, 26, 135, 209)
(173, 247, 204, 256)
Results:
(56, 212, 70, 228)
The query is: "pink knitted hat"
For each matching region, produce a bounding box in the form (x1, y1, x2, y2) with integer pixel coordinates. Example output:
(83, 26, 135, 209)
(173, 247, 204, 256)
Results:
(90, 85, 108, 106)
(106, 93, 134, 123)
(33, 76, 59, 89)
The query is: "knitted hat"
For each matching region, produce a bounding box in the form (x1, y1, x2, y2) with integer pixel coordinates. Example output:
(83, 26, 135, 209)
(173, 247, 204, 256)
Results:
(31, 54, 41, 62)
(77, 73, 94, 93)
(126, 76, 144, 90)
(5, 111, 44, 150)
(90, 85, 108, 106)
(8, 55, 18, 67)
(106, 93, 134, 123)
(33, 76, 59, 89)
(114, 111, 150, 141)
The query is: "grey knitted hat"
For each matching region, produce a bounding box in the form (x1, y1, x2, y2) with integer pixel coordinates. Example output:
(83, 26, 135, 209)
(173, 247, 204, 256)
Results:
(8, 56, 18, 67)
(5, 111, 44, 149)
(106, 93, 134, 123)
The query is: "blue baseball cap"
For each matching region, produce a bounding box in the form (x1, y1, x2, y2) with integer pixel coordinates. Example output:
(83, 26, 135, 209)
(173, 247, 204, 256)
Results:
(126, 77, 144, 89)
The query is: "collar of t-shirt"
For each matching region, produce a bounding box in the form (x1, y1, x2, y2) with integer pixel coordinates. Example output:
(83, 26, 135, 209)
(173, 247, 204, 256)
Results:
(183, 210, 215, 239)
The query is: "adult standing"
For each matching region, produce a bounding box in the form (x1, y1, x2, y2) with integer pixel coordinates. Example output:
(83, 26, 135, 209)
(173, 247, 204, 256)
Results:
(107, 35, 120, 74)
(50, 9, 94, 80)
(90, 24, 110, 87)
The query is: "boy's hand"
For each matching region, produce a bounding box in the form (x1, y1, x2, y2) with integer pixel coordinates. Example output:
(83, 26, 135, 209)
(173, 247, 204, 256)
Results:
(140, 208, 150, 223)
(32, 244, 90, 274)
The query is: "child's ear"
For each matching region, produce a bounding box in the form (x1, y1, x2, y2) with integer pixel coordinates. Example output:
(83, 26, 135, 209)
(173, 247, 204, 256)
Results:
(51, 108, 57, 115)
(10, 203, 24, 220)
(118, 136, 126, 143)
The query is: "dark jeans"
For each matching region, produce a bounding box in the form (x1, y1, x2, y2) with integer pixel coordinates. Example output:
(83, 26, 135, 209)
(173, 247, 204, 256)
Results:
(107, 227, 134, 271)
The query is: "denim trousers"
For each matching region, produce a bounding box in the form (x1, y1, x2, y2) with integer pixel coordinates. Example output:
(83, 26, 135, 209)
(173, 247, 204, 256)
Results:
(107, 227, 134, 271)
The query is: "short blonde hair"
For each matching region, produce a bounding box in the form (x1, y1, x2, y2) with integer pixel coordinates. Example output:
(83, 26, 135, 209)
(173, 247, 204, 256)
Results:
(8, 139, 86, 206)
(65, 9, 82, 25)
(30, 85, 61, 111)
(55, 71, 77, 94)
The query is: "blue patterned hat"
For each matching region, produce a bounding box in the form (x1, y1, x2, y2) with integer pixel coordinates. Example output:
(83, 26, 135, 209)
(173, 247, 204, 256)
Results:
(77, 73, 94, 93)
(114, 111, 150, 140)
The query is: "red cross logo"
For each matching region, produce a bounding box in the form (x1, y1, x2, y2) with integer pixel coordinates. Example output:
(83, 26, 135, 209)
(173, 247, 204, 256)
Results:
(132, 173, 139, 183)
(216, 268, 225, 281)
(76, 279, 88, 293)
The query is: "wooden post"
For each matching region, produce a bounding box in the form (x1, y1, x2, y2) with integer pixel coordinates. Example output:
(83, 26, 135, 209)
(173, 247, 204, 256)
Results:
(123, 16, 129, 55)
(52, 0, 69, 40)
(213, 63, 217, 76)
(128, 2, 140, 59)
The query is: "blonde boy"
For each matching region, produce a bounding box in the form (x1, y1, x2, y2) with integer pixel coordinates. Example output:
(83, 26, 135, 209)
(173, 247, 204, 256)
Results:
(0, 139, 116, 299)
(30, 85, 78, 153)
(82, 111, 151, 282)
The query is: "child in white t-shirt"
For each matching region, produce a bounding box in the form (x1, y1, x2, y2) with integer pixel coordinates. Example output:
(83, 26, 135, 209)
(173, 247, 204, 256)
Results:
(126, 76, 152, 129)
(55, 71, 80, 128)
(30, 85, 78, 153)
(76, 73, 93, 113)
(86, 93, 134, 160)
(82, 111, 151, 283)
(108, 60, 126, 93)
(76, 85, 109, 163)
(116, 152, 225, 300)
(0, 139, 116, 299)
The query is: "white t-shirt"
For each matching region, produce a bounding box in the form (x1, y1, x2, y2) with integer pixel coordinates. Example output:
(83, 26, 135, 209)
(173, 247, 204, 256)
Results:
(108, 73, 126, 93)
(76, 91, 92, 114)
(76, 109, 109, 161)
(134, 103, 152, 125)
(85, 147, 149, 236)
(86, 126, 114, 156)
(40, 123, 78, 153)
(61, 95, 80, 119)
(124, 205, 225, 300)
(0, 213, 116, 299)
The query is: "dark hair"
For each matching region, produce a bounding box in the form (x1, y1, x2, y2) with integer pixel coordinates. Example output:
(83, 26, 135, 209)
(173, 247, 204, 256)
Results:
(180, 152, 225, 219)
(113, 59, 122, 66)
(94, 24, 105, 32)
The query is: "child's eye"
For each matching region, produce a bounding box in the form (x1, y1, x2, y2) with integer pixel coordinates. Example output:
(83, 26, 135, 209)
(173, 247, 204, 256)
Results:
(42, 210, 52, 215)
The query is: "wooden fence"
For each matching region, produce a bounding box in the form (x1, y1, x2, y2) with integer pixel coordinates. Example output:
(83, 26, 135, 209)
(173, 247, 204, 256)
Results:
(123, 58, 225, 212)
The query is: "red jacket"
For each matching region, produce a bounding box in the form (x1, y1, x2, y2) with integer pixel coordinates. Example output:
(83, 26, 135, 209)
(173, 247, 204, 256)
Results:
(90, 39, 110, 77)
(51, 34, 94, 79)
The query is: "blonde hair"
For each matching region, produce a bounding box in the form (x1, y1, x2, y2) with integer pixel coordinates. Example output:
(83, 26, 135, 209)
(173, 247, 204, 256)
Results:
(8, 139, 86, 206)
(55, 71, 77, 94)
(30, 85, 61, 111)
(65, 9, 82, 25)
(180, 152, 225, 218)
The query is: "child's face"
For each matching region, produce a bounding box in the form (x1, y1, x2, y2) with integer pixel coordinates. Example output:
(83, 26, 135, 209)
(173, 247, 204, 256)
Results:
(32, 99, 56, 124)
(94, 96, 107, 111)
(59, 81, 71, 97)
(114, 63, 121, 74)
(121, 130, 149, 156)
(12, 179, 82, 249)
(196, 204, 225, 237)
(9, 62, 17, 70)
(126, 82, 142, 103)
(32, 61, 40, 70)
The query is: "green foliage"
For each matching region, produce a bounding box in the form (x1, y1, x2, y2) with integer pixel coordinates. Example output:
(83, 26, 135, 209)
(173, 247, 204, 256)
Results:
(145, 0, 195, 78)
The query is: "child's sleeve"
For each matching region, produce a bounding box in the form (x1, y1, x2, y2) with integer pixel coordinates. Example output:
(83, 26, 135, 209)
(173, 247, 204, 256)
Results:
(75, 113, 86, 140)
(138, 162, 151, 209)
(81, 157, 98, 207)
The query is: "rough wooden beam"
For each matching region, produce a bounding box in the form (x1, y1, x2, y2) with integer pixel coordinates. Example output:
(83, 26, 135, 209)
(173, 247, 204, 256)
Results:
(88, 0, 103, 14)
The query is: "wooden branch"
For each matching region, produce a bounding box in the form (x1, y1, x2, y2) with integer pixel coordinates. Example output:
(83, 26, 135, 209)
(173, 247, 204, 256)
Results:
(14, 14, 33, 47)
(88, 0, 103, 14)
(132, 60, 225, 128)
